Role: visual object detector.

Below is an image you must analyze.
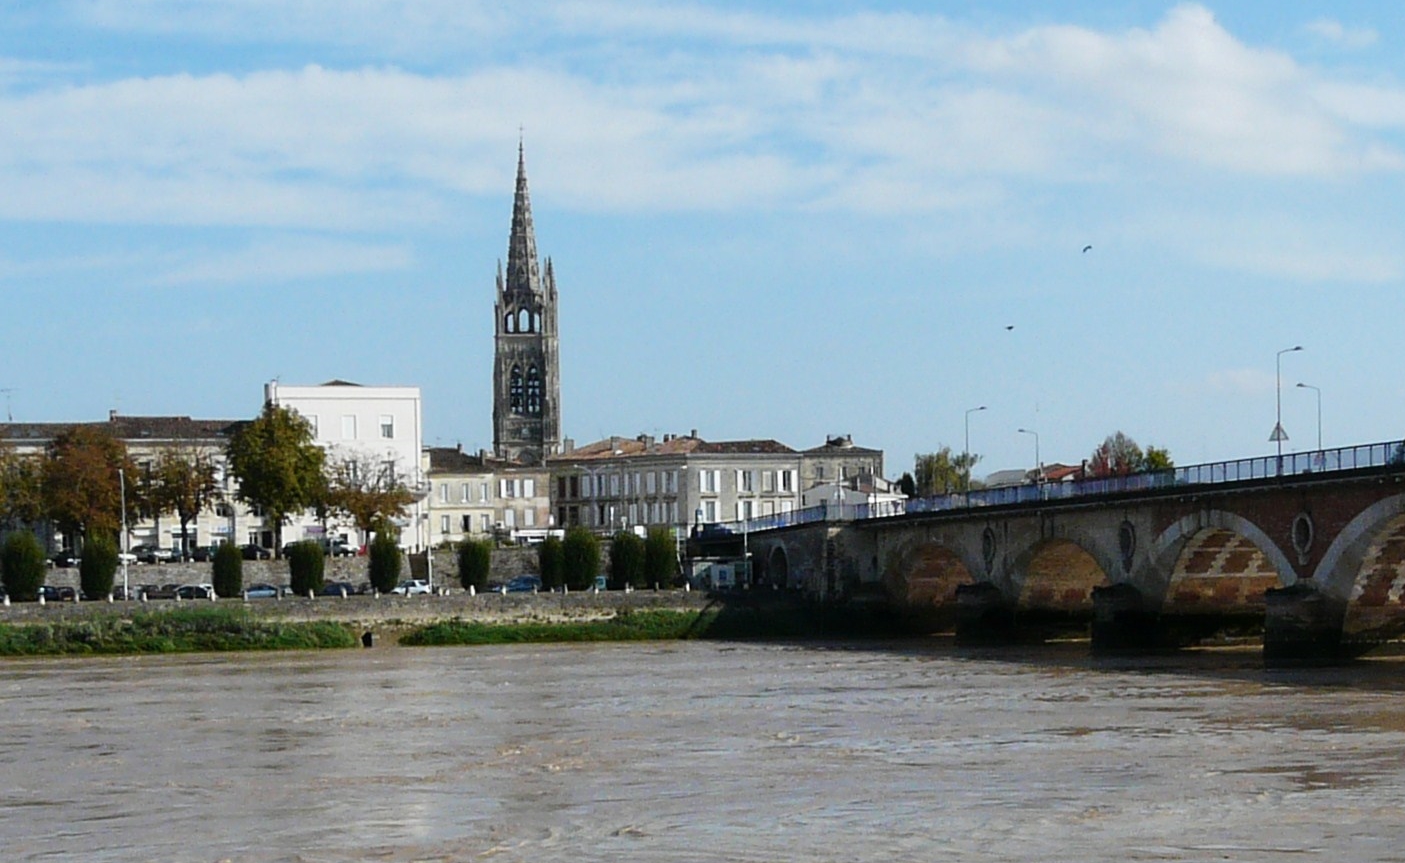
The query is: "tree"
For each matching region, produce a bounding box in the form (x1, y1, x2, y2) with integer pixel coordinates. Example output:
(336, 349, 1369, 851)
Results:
(42, 425, 135, 544)
(212, 542, 243, 598)
(145, 445, 220, 558)
(643, 527, 677, 588)
(913, 447, 979, 496)
(0, 442, 44, 528)
(538, 535, 564, 590)
(287, 540, 325, 596)
(324, 452, 415, 548)
(368, 531, 402, 594)
(1, 531, 46, 602)
(79, 535, 118, 599)
(1088, 432, 1174, 477)
(457, 538, 492, 592)
(896, 472, 916, 498)
(609, 530, 645, 590)
(562, 526, 599, 591)
(225, 404, 326, 555)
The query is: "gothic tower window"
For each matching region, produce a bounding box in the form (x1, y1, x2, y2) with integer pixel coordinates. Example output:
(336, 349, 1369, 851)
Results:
(526, 365, 542, 415)
(504, 313, 515, 334)
(510, 365, 524, 414)
(518, 309, 531, 333)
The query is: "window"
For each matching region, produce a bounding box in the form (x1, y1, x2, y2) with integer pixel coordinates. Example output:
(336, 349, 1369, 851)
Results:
(737, 470, 754, 492)
(480, 482, 489, 502)
(525, 366, 542, 415)
(341, 415, 357, 440)
(460, 483, 470, 504)
(510, 365, 524, 415)
(504, 508, 516, 528)
(440, 515, 450, 534)
(523, 478, 535, 498)
(762, 470, 774, 493)
(461, 515, 472, 531)
(780, 470, 795, 492)
(306, 415, 319, 437)
(646, 472, 657, 495)
(524, 509, 536, 527)
(380, 415, 394, 439)
(480, 514, 490, 532)
(701, 470, 719, 494)
(610, 473, 620, 496)
(703, 500, 717, 521)
(439, 483, 449, 503)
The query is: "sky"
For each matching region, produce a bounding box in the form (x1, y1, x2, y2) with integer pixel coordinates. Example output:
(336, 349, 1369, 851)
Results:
(3, 1, 1404, 480)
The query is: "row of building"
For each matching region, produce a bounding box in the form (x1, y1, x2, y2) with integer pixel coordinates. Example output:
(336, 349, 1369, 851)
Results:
(0, 381, 888, 555)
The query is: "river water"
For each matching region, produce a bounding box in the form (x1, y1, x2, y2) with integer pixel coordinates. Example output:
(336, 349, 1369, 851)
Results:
(4, 640, 1405, 862)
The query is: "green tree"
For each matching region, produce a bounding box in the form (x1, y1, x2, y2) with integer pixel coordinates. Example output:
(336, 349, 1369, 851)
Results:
(538, 534, 564, 590)
(896, 472, 916, 498)
(1, 531, 46, 602)
(42, 425, 135, 544)
(287, 540, 326, 596)
(79, 534, 118, 599)
(1144, 445, 1175, 472)
(1087, 432, 1173, 477)
(913, 447, 979, 496)
(457, 538, 492, 591)
(609, 530, 645, 590)
(212, 542, 243, 598)
(225, 404, 326, 556)
(368, 531, 402, 594)
(643, 527, 677, 588)
(561, 526, 599, 591)
(145, 445, 220, 559)
(0, 443, 45, 527)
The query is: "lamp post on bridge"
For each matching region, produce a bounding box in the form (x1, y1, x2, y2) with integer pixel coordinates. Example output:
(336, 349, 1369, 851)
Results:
(1295, 382, 1321, 452)
(963, 405, 986, 495)
(1273, 345, 1302, 472)
(1017, 428, 1041, 487)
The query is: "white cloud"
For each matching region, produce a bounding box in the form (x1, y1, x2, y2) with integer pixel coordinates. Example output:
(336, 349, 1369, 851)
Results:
(150, 237, 414, 286)
(1201, 368, 1274, 396)
(1305, 19, 1378, 50)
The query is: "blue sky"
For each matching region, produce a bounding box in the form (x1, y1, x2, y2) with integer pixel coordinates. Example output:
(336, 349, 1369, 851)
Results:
(3, 1, 1404, 479)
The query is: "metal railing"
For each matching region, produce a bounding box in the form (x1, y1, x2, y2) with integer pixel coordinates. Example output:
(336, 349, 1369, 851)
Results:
(709, 438, 1405, 535)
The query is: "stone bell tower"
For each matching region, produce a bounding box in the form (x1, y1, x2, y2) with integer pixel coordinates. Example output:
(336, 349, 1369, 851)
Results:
(492, 141, 561, 465)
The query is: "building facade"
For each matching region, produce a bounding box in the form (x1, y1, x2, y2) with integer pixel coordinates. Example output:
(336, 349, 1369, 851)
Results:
(492, 143, 562, 466)
(424, 445, 552, 546)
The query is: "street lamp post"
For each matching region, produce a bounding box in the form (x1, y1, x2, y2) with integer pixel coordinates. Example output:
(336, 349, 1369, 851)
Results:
(963, 405, 986, 494)
(118, 467, 129, 600)
(1017, 428, 1041, 485)
(1296, 382, 1322, 452)
(1273, 345, 1303, 470)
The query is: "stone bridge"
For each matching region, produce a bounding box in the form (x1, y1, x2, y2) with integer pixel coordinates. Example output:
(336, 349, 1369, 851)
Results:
(740, 459, 1405, 662)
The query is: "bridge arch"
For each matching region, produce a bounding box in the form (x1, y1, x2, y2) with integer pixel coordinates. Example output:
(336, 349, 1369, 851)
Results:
(766, 546, 790, 589)
(1011, 537, 1110, 612)
(1149, 510, 1295, 614)
(1308, 493, 1405, 641)
(883, 540, 978, 609)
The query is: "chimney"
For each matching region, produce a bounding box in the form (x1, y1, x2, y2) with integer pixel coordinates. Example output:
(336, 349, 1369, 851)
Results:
(690, 429, 698, 439)
(109, 409, 118, 422)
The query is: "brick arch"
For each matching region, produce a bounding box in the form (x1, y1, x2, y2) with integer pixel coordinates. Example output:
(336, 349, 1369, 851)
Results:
(766, 546, 790, 589)
(1149, 511, 1295, 615)
(883, 540, 977, 609)
(1012, 538, 1108, 613)
(1309, 497, 1405, 626)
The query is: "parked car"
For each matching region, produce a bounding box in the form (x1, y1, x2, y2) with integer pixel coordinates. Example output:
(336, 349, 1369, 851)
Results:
(243, 583, 279, 599)
(133, 545, 178, 564)
(329, 541, 359, 558)
(505, 575, 542, 593)
(174, 583, 215, 600)
(240, 544, 271, 560)
(111, 585, 138, 601)
(38, 585, 77, 602)
(320, 580, 356, 597)
(390, 579, 431, 595)
(141, 583, 179, 600)
(117, 550, 137, 565)
(190, 546, 216, 563)
(49, 551, 80, 568)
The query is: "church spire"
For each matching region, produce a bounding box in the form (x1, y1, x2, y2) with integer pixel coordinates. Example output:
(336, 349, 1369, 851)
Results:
(505, 138, 541, 298)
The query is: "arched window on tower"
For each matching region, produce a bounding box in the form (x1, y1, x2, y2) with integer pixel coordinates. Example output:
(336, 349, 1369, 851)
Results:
(526, 366, 542, 415)
(533, 312, 542, 332)
(510, 365, 524, 414)
(518, 309, 531, 333)
(504, 313, 515, 334)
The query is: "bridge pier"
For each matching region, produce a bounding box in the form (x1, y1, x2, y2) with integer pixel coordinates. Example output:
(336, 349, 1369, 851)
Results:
(954, 583, 1017, 645)
(1090, 583, 1168, 653)
(1263, 582, 1347, 667)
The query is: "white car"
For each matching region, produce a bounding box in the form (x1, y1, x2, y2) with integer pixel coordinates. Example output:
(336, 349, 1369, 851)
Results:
(390, 579, 431, 595)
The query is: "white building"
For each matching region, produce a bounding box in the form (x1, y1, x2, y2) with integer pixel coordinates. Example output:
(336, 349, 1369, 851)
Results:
(265, 380, 428, 550)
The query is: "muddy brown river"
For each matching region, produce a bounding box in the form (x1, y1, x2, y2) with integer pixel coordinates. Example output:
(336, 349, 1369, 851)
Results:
(4, 641, 1405, 862)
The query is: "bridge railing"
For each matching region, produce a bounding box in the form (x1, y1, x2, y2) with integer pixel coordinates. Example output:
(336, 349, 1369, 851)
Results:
(705, 439, 1405, 535)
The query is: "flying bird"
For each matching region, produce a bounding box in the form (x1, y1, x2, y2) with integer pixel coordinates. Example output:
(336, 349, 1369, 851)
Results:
(1082, 244, 1093, 253)
(1004, 325, 1014, 331)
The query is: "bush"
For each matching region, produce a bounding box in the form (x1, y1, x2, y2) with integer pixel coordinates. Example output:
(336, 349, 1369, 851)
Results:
(80, 535, 119, 599)
(538, 535, 564, 590)
(1, 531, 46, 601)
(562, 526, 600, 591)
(457, 538, 492, 591)
(368, 532, 401, 594)
(287, 540, 325, 596)
(212, 542, 243, 598)
(644, 527, 678, 588)
(609, 530, 645, 590)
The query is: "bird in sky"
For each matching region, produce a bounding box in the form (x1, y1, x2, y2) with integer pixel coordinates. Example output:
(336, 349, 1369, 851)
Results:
(1082, 244, 1093, 253)
(1004, 325, 1015, 331)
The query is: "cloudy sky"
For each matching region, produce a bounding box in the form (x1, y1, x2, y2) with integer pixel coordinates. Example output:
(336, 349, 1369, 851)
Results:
(3, 1, 1404, 478)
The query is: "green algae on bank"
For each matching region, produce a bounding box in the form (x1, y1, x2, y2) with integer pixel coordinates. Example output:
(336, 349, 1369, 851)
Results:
(0, 606, 360, 656)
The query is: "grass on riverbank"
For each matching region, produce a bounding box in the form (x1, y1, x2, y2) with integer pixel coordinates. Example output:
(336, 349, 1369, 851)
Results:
(0, 606, 359, 656)
(401, 604, 902, 646)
